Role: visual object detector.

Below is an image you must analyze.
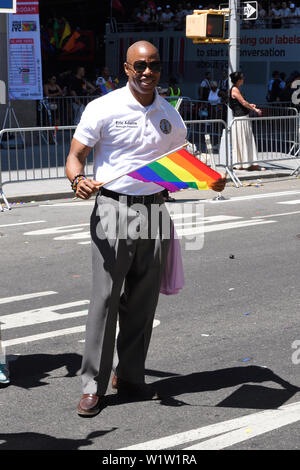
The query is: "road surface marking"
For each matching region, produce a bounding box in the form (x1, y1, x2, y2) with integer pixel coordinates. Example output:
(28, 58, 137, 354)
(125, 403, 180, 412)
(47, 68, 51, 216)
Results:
(77, 219, 274, 244)
(2, 317, 161, 348)
(24, 216, 268, 244)
(277, 199, 300, 205)
(202, 190, 300, 203)
(54, 231, 90, 241)
(2, 326, 86, 347)
(24, 223, 89, 236)
(176, 219, 275, 236)
(77, 319, 161, 343)
(0, 291, 57, 305)
(252, 210, 300, 219)
(120, 400, 300, 450)
(0, 300, 89, 330)
(39, 202, 94, 207)
(0, 220, 46, 228)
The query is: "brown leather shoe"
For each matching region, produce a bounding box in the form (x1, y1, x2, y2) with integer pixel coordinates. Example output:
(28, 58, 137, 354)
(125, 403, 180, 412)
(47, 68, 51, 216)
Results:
(77, 393, 101, 416)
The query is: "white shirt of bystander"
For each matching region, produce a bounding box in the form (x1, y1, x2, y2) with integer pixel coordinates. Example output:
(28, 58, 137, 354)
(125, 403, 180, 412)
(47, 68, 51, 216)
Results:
(73, 84, 187, 195)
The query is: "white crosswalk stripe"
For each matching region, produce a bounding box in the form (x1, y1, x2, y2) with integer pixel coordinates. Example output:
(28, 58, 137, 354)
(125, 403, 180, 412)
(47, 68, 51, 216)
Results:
(0, 300, 89, 330)
(0, 291, 57, 305)
(119, 401, 300, 450)
(0, 293, 160, 349)
(277, 199, 300, 205)
(23, 214, 278, 244)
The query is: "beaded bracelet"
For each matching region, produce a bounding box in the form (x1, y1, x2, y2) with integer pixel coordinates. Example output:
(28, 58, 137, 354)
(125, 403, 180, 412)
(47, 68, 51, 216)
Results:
(71, 174, 87, 192)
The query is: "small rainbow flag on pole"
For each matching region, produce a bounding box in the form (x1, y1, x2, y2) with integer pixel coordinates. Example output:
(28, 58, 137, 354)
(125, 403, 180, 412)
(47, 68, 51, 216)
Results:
(128, 147, 222, 192)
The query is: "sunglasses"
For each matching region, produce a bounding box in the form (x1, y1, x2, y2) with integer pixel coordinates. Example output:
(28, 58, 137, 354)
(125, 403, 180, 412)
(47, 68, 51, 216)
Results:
(126, 60, 162, 73)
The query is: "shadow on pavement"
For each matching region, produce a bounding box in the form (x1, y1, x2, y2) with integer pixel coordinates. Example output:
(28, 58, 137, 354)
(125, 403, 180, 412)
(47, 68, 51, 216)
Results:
(0, 429, 117, 450)
(6, 356, 299, 411)
(153, 365, 299, 409)
(8, 353, 81, 388)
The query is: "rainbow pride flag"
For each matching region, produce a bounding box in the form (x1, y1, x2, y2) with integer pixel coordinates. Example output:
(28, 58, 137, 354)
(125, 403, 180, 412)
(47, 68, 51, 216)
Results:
(128, 148, 221, 192)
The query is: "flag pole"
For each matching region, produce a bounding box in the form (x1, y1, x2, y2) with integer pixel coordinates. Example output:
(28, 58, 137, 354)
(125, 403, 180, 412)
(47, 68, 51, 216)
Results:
(96, 142, 189, 188)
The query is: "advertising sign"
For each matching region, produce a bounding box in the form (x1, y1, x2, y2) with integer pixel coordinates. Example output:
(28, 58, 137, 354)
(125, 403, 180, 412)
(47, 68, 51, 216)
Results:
(8, 0, 43, 100)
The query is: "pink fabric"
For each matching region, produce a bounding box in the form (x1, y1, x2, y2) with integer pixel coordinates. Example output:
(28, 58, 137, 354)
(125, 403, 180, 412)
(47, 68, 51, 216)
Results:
(160, 221, 184, 295)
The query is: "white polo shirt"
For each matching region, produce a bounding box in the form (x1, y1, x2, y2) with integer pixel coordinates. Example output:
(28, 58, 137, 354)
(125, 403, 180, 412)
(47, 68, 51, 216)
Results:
(73, 83, 187, 195)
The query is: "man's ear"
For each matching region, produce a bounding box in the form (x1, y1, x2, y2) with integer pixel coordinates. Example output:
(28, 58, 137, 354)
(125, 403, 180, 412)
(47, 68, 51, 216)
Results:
(124, 62, 129, 77)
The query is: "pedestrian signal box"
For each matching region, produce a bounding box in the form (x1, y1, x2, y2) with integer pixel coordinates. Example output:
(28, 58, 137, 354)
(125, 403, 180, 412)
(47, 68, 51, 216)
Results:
(186, 10, 229, 43)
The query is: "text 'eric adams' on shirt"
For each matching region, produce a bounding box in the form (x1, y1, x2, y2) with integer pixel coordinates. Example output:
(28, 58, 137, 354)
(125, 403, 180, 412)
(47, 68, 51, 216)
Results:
(73, 83, 187, 195)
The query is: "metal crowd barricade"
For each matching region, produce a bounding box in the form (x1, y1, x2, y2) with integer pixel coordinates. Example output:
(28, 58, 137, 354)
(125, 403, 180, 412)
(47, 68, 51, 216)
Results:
(229, 114, 300, 185)
(183, 119, 233, 181)
(0, 125, 94, 211)
(38, 95, 100, 127)
(2, 114, 300, 210)
(177, 98, 227, 122)
(252, 103, 298, 118)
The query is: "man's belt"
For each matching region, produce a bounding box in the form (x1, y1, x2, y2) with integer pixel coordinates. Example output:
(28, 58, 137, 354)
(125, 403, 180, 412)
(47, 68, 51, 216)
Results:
(99, 187, 163, 206)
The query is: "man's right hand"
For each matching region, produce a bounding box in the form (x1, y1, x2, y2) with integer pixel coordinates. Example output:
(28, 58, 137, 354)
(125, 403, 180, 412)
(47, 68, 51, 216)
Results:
(76, 179, 102, 199)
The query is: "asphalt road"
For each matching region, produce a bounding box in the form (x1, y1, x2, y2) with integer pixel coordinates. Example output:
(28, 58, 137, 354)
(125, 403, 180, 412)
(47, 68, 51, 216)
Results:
(0, 179, 299, 452)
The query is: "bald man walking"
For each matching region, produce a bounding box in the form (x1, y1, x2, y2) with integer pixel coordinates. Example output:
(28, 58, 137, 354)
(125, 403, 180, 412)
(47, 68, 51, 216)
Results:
(66, 41, 188, 416)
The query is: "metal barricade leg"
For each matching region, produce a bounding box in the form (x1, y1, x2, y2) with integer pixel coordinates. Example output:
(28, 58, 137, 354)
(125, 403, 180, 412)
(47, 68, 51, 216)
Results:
(226, 167, 242, 188)
(290, 164, 300, 177)
(0, 188, 10, 211)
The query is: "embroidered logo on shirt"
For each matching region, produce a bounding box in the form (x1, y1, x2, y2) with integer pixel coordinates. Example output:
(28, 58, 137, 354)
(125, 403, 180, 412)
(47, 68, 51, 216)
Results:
(160, 119, 172, 134)
(115, 120, 138, 128)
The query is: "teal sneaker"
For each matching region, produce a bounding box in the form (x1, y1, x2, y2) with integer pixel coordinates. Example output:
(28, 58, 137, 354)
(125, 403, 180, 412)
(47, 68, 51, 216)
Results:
(0, 363, 10, 384)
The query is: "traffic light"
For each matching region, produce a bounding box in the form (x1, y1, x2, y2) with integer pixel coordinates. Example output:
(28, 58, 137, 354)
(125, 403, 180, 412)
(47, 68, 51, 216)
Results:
(206, 14, 224, 38)
(186, 10, 229, 43)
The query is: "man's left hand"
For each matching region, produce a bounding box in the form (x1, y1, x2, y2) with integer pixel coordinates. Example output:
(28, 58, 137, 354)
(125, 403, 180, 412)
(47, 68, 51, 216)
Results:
(210, 174, 226, 192)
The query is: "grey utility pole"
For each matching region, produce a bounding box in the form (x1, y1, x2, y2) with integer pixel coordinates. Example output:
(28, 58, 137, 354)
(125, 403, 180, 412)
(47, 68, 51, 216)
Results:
(227, 0, 240, 124)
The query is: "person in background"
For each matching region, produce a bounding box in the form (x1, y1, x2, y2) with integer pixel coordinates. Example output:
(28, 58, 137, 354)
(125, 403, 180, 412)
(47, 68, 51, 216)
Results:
(256, 2, 267, 28)
(95, 66, 119, 95)
(288, 3, 299, 27)
(44, 74, 64, 98)
(0, 330, 9, 386)
(269, 2, 282, 28)
(168, 77, 182, 108)
(69, 66, 96, 125)
(174, 3, 186, 30)
(279, 1, 291, 27)
(69, 66, 96, 98)
(279, 72, 286, 90)
(199, 71, 211, 101)
(267, 70, 282, 102)
(207, 81, 222, 119)
(229, 71, 265, 171)
(160, 4, 174, 29)
(43, 74, 64, 125)
(218, 70, 228, 94)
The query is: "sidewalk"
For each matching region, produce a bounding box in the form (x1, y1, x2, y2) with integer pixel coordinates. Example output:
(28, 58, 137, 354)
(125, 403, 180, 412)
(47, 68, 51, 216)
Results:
(0, 161, 299, 205)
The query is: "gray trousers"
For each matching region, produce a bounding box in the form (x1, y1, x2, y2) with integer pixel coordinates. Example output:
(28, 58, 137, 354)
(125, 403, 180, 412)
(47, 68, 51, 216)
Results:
(81, 193, 171, 396)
